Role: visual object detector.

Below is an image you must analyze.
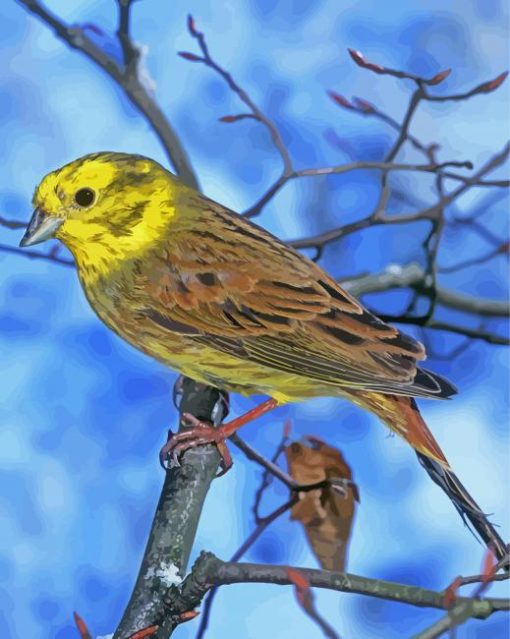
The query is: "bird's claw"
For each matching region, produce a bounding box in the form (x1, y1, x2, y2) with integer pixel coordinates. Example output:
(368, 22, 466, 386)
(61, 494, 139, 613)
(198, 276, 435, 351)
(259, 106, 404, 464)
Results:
(159, 414, 233, 476)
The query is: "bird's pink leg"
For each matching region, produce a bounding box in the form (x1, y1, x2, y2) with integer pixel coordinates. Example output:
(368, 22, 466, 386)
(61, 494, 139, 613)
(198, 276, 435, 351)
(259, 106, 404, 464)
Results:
(160, 398, 279, 475)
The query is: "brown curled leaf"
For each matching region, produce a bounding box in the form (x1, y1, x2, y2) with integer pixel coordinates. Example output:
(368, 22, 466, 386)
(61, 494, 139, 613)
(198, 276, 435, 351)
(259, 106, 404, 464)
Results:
(285, 438, 358, 571)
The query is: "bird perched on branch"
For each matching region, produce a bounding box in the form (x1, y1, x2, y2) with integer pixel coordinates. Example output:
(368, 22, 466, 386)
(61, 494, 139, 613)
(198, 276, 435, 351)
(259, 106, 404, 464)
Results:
(20, 152, 507, 562)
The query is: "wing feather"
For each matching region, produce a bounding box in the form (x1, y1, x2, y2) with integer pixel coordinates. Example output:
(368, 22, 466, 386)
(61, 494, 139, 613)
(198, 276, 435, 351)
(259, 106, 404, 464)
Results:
(136, 192, 454, 398)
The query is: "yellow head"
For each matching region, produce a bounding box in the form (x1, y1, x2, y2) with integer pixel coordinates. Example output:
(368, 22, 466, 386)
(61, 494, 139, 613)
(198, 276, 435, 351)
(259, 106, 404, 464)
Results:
(20, 152, 178, 264)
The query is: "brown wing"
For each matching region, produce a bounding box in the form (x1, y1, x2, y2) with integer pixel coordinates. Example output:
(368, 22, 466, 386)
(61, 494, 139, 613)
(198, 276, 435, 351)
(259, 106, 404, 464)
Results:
(137, 192, 453, 398)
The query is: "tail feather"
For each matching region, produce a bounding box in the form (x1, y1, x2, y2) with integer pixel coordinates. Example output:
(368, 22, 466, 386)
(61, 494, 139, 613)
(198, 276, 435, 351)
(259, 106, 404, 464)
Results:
(417, 453, 508, 564)
(350, 391, 508, 564)
(413, 367, 458, 399)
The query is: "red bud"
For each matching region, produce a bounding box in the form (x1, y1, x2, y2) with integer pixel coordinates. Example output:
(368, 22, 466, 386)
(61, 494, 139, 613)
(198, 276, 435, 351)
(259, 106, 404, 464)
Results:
(427, 68, 452, 86)
(353, 97, 375, 112)
(73, 612, 92, 639)
(348, 48, 385, 73)
(127, 625, 159, 639)
(187, 14, 198, 35)
(443, 576, 462, 609)
(178, 51, 203, 62)
(481, 71, 508, 93)
(283, 419, 292, 439)
(327, 90, 353, 109)
(481, 547, 497, 584)
(287, 566, 310, 590)
(287, 567, 313, 611)
(219, 115, 241, 123)
(177, 610, 200, 624)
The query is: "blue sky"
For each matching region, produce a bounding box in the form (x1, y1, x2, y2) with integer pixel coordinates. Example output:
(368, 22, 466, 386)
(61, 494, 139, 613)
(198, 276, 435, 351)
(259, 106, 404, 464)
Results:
(1, 1, 509, 638)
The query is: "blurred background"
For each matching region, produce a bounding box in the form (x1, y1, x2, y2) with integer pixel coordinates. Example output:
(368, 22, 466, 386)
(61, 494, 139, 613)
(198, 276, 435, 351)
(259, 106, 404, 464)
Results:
(1, 1, 509, 637)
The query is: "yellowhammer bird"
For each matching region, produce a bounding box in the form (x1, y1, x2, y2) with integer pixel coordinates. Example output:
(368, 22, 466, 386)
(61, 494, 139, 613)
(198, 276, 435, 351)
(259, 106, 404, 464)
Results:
(20, 151, 506, 560)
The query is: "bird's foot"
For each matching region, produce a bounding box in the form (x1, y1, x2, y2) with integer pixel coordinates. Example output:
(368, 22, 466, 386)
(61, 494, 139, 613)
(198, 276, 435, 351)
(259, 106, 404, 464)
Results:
(160, 414, 233, 476)
(160, 397, 279, 476)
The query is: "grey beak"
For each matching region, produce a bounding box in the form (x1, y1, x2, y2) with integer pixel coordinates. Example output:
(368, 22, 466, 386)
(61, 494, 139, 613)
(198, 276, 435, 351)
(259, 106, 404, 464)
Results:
(19, 208, 63, 247)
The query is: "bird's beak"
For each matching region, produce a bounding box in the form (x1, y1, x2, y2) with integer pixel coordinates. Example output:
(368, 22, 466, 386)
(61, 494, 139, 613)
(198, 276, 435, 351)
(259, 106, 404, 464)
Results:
(19, 208, 63, 247)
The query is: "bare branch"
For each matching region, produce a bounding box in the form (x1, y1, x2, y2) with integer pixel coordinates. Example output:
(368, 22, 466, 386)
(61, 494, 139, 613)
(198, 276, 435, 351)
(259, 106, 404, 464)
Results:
(244, 159, 473, 219)
(439, 242, 509, 273)
(425, 321, 509, 345)
(181, 14, 292, 176)
(291, 143, 509, 253)
(17, 0, 199, 188)
(340, 263, 509, 318)
(171, 552, 510, 624)
(347, 49, 452, 86)
(0, 216, 26, 230)
(116, 0, 140, 69)
(0, 242, 75, 267)
(424, 71, 509, 103)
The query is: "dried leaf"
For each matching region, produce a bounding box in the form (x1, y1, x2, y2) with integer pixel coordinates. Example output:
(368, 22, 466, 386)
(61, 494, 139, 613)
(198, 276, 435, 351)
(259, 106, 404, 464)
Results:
(285, 438, 358, 571)
(73, 612, 92, 639)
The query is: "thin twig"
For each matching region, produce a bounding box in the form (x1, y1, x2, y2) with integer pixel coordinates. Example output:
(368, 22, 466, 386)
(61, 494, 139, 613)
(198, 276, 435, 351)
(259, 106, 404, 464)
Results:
(181, 15, 292, 176)
(0, 243, 75, 267)
(175, 552, 510, 621)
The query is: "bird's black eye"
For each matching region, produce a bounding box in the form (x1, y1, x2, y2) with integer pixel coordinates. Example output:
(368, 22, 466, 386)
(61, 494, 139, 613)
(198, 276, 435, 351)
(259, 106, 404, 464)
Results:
(74, 188, 95, 207)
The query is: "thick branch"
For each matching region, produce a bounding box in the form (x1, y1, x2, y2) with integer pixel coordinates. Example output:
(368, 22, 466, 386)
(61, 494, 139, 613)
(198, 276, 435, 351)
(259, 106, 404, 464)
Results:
(113, 380, 227, 639)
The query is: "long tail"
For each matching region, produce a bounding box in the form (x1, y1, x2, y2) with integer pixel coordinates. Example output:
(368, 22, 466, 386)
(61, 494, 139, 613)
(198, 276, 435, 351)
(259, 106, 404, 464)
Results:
(350, 390, 508, 563)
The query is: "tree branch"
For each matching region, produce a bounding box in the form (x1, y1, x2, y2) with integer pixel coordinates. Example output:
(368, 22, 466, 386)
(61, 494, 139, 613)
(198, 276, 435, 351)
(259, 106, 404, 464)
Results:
(341, 263, 509, 318)
(17, 0, 199, 189)
(165, 552, 509, 628)
(113, 380, 228, 639)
